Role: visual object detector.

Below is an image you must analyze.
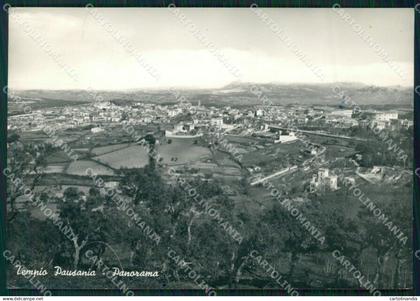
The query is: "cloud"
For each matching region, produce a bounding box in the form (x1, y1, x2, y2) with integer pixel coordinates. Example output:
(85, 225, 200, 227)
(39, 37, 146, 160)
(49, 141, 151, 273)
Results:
(8, 8, 414, 90)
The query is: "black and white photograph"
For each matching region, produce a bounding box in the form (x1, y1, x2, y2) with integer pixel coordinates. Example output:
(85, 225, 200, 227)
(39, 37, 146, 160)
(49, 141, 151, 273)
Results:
(2, 5, 415, 296)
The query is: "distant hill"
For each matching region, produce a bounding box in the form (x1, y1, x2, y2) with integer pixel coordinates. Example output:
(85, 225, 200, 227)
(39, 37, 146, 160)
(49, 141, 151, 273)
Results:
(211, 82, 413, 106)
(9, 82, 413, 108)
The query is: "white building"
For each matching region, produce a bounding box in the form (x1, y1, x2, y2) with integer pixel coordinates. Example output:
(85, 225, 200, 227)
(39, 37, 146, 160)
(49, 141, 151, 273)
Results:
(274, 131, 298, 144)
(373, 120, 387, 130)
(91, 127, 104, 133)
(330, 110, 353, 118)
(310, 168, 338, 191)
(374, 112, 398, 122)
(255, 109, 264, 117)
(210, 118, 223, 128)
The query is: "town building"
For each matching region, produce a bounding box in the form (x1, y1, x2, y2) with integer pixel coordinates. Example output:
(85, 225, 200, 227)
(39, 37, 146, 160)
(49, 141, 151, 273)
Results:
(310, 168, 338, 191)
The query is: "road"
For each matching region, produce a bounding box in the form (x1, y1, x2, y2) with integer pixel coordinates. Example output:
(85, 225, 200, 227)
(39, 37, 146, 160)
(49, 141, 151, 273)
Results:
(268, 125, 367, 142)
(249, 140, 326, 186)
(250, 165, 298, 186)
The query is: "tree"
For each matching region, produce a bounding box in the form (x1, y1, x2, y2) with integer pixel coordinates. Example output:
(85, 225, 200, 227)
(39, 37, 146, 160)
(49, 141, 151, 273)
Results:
(261, 201, 325, 284)
(357, 201, 411, 287)
(58, 187, 108, 269)
(6, 139, 54, 221)
(324, 211, 361, 257)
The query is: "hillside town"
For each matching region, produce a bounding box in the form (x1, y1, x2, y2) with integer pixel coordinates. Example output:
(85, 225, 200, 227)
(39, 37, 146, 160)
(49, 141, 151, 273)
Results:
(6, 88, 412, 290)
(8, 100, 413, 134)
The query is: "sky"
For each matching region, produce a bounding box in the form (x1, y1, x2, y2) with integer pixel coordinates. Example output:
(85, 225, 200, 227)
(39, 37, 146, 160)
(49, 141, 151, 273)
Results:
(8, 8, 414, 90)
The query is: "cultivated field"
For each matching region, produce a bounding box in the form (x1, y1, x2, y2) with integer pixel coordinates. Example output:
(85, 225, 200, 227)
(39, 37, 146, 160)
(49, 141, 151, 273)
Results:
(91, 143, 131, 156)
(158, 138, 211, 165)
(94, 145, 150, 169)
(66, 160, 115, 176)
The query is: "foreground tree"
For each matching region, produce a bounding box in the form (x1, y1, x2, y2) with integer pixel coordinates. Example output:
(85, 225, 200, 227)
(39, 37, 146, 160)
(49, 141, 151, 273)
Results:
(6, 135, 54, 221)
(57, 187, 108, 269)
